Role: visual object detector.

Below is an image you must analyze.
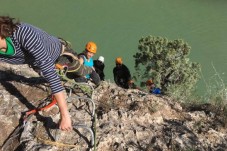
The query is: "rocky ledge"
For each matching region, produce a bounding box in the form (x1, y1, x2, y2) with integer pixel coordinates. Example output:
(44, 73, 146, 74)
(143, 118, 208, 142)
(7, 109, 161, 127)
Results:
(0, 62, 227, 151)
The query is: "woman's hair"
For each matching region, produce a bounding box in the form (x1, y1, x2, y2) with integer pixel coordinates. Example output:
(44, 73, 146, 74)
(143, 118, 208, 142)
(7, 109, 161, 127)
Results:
(0, 16, 19, 38)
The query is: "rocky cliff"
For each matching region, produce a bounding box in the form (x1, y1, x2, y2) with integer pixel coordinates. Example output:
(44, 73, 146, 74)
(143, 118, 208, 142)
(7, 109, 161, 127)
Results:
(0, 63, 227, 151)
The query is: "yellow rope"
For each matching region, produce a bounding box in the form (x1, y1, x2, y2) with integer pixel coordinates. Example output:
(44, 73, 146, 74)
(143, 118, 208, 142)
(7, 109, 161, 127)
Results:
(36, 136, 80, 149)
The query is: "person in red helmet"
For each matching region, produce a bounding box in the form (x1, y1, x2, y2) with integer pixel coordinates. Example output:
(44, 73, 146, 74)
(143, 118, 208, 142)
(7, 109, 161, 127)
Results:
(113, 57, 131, 89)
(146, 79, 161, 94)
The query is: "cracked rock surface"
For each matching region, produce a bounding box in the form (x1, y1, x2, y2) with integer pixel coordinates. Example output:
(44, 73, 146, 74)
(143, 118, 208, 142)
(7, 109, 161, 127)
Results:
(0, 62, 227, 151)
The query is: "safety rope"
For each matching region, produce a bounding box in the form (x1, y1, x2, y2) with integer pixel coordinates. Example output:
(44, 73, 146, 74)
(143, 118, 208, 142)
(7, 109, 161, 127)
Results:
(70, 96, 96, 117)
(36, 136, 81, 149)
(66, 88, 96, 149)
(56, 65, 93, 97)
(55, 65, 97, 149)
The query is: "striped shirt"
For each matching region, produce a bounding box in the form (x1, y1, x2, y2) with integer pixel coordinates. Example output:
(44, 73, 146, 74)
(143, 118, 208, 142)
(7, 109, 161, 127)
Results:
(0, 23, 63, 94)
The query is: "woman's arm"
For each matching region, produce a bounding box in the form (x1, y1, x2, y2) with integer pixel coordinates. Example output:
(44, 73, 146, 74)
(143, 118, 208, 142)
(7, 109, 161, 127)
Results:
(79, 57, 84, 65)
(54, 91, 72, 131)
(17, 24, 72, 131)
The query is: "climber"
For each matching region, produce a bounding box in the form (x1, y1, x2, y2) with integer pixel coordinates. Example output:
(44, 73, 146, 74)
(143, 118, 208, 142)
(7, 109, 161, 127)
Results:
(94, 56, 105, 81)
(75, 42, 100, 85)
(0, 15, 73, 131)
(113, 57, 131, 89)
(55, 39, 93, 80)
(0, 16, 94, 131)
(146, 79, 161, 94)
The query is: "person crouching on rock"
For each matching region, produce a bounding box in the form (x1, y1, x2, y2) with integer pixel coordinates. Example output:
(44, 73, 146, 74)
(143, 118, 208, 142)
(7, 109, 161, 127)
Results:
(76, 42, 100, 86)
(146, 79, 161, 94)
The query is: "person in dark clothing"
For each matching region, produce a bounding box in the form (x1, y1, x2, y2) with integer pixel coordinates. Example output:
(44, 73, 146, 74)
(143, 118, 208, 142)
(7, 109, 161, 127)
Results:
(94, 56, 105, 81)
(113, 57, 131, 89)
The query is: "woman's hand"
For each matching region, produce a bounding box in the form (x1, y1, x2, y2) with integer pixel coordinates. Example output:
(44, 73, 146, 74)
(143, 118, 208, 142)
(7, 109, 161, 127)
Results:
(59, 110, 72, 131)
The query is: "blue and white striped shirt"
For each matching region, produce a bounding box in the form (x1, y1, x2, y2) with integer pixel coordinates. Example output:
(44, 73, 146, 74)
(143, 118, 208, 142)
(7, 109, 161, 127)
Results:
(0, 23, 63, 94)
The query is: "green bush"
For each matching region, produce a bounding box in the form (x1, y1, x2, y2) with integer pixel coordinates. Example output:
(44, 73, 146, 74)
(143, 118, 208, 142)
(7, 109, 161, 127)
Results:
(133, 35, 201, 98)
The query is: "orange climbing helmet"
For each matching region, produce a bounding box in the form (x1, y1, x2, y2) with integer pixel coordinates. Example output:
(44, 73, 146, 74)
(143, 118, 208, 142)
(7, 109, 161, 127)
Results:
(86, 41, 97, 54)
(115, 57, 123, 65)
(146, 79, 154, 86)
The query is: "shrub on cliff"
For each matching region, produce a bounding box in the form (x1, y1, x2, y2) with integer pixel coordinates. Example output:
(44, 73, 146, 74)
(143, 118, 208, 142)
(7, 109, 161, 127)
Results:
(133, 35, 201, 98)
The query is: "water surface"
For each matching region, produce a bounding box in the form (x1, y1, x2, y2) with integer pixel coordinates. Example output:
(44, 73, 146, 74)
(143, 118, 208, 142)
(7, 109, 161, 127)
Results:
(1, 0, 227, 95)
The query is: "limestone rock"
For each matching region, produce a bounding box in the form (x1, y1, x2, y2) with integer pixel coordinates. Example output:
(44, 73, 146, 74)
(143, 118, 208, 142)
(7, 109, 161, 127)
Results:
(0, 63, 227, 151)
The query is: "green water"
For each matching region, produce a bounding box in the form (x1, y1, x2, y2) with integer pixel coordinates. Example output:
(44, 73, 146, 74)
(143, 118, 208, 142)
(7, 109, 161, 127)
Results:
(1, 0, 227, 96)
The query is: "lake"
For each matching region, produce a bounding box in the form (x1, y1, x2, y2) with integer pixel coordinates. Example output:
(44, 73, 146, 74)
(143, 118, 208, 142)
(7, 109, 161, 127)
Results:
(1, 0, 227, 96)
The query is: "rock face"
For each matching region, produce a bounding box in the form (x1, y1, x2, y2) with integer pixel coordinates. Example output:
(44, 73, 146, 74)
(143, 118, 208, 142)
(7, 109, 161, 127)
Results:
(0, 62, 227, 151)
